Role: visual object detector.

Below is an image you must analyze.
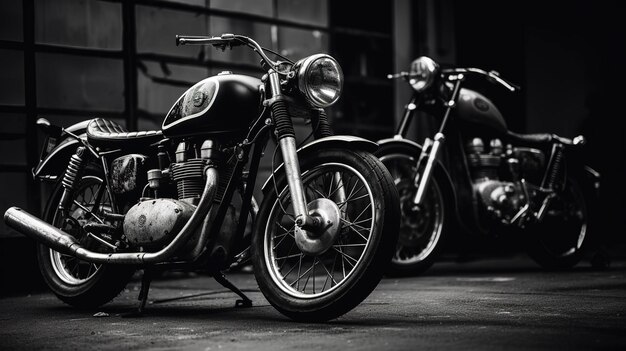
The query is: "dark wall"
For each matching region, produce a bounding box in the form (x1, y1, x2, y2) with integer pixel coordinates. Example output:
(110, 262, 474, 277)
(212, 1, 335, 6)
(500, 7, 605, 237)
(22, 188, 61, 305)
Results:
(453, 1, 626, 246)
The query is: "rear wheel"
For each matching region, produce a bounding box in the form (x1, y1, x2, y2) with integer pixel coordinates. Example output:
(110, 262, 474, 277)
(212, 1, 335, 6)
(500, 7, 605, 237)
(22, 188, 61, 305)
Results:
(377, 146, 448, 276)
(37, 168, 135, 308)
(527, 177, 590, 269)
(252, 149, 399, 322)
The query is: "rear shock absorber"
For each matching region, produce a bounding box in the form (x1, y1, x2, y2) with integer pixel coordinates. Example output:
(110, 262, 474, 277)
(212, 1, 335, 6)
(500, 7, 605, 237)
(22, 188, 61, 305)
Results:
(58, 146, 87, 212)
(542, 143, 565, 190)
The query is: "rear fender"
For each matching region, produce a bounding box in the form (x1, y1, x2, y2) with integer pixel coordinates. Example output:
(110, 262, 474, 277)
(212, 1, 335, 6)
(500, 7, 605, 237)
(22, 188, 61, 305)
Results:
(33, 120, 90, 180)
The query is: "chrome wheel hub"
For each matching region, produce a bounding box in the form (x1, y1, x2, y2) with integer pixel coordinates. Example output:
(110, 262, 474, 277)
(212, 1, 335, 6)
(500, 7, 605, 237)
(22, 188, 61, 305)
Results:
(295, 198, 342, 256)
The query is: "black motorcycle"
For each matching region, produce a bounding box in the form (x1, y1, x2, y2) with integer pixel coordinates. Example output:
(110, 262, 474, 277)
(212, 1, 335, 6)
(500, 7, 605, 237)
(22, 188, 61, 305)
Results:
(4, 34, 400, 322)
(376, 56, 599, 275)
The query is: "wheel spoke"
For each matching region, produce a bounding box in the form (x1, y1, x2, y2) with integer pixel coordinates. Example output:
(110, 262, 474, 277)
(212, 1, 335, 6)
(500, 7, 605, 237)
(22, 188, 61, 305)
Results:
(278, 241, 296, 271)
(340, 218, 370, 242)
(268, 162, 376, 298)
(333, 243, 367, 248)
(280, 254, 302, 278)
(321, 255, 338, 291)
(291, 263, 314, 288)
(72, 200, 105, 224)
(275, 252, 303, 260)
(336, 193, 369, 207)
(333, 247, 359, 266)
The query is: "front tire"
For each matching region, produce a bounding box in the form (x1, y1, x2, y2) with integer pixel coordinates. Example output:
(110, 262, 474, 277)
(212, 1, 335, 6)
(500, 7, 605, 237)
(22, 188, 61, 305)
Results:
(37, 168, 135, 308)
(252, 149, 400, 322)
(376, 144, 448, 276)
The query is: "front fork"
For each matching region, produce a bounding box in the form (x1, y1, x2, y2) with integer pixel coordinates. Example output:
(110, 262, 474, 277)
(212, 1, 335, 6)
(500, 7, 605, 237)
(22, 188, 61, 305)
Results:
(412, 74, 464, 207)
(412, 133, 445, 206)
(268, 71, 323, 231)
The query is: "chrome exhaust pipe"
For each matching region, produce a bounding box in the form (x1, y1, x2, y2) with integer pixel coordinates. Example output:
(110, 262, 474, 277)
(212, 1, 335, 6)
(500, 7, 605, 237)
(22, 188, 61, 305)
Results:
(4, 167, 219, 265)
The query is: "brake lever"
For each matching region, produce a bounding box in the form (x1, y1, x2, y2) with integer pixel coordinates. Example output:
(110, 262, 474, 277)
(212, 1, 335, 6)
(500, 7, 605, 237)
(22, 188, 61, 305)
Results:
(487, 70, 520, 92)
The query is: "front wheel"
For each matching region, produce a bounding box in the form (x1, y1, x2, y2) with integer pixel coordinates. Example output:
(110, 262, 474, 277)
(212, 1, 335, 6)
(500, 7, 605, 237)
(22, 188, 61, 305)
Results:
(252, 149, 400, 322)
(376, 146, 448, 276)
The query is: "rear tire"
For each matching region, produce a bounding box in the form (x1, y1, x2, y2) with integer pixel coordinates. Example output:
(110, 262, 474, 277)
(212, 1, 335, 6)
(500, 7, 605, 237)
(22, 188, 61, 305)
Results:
(252, 149, 399, 322)
(527, 176, 591, 269)
(37, 167, 134, 308)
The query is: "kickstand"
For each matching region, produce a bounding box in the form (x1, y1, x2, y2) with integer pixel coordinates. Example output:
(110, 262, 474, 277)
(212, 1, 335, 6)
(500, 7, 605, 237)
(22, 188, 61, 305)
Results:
(213, 271, 252, 308)
(123, 269, 153, 318)
(138, 269, 153, 313)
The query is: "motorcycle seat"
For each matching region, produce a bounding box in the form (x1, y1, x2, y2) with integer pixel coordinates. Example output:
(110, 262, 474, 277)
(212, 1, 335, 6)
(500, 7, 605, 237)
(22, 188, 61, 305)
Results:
(506, 131, 582, 147)
(86, 118, 163, 149)
(506, 131, 553, 144)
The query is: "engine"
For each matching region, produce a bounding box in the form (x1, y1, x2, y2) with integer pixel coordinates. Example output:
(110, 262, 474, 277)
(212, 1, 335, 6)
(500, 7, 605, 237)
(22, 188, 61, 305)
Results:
(465, 137, 544, 224)
(109, 139, 232, 252)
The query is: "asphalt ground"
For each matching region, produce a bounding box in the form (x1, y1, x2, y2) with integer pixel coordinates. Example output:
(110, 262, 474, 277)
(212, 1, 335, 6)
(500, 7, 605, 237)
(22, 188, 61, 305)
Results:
(1, 255, 625, 350)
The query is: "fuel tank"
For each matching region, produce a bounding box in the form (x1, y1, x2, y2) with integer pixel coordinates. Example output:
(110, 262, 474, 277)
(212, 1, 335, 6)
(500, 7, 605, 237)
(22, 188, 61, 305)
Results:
(162, 73, 262, 139)
(454, 88, 507, 134)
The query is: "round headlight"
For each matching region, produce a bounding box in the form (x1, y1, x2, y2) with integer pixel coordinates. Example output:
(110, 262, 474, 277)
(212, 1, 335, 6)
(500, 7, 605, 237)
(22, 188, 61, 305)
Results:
(409, 56, 439, 92)
(296, 54, 343, 108)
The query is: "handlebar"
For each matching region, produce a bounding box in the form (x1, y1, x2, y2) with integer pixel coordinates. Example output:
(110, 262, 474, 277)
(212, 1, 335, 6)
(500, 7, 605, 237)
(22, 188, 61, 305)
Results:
(441, 67, 520, 92)
(387, 66, 520, 92)
(176, 33, 281, 71)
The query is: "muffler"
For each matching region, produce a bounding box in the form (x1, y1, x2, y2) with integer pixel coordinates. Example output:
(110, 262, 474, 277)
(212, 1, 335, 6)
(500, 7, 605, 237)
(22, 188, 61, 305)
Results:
(4, 167, 218, 265)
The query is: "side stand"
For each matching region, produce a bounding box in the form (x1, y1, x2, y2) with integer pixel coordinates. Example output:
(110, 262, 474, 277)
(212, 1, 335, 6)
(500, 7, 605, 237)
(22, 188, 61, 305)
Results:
(122, 269, 153, 318)
(213, 271, 253, 308)
(137, 269, 153, 313)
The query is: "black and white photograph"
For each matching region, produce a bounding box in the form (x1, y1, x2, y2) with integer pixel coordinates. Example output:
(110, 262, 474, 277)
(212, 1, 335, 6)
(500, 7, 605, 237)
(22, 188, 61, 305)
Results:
(1, 0, 625, 350)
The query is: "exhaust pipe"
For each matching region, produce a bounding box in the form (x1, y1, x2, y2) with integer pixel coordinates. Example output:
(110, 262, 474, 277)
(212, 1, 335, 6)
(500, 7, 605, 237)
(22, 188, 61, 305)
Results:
(4, 167, 218, 265)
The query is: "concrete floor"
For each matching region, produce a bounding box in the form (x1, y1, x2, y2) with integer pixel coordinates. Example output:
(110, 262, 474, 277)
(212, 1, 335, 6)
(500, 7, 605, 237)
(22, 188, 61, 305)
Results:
(1, 255, 625, 350)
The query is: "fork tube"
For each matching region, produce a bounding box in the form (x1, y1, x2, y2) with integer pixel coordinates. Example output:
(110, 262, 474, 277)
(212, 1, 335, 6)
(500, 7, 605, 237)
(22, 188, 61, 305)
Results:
(395, 95, 418, 139)
(268, 71, 316, 229)
(412, 77, 463, 205)
(413, 133, 445, 205)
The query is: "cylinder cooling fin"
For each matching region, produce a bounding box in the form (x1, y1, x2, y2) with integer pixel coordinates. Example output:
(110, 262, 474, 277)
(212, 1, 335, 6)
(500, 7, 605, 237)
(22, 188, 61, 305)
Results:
(171, 158, 206, 200)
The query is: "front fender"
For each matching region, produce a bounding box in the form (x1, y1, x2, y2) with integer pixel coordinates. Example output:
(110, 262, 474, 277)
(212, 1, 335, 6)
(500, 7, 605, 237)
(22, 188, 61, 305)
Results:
(376, 138, 456, 197)
(261, 135, 378, 194)
(376, 137, 461, 226)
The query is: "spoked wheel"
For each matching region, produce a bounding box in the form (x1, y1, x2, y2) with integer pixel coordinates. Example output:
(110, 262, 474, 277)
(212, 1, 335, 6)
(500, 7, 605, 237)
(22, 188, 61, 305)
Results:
(527, 177, 590, 269)
(37, 168, 135, 308)
(49, 177, 106, 285)
(252, 149, 399, 322)
(379, 152, 447, 276)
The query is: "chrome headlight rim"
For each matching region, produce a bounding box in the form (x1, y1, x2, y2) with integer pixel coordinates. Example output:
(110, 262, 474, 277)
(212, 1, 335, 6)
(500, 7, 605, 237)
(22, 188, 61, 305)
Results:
(409, 56, 440, 93)
(295, 54, 343, 108)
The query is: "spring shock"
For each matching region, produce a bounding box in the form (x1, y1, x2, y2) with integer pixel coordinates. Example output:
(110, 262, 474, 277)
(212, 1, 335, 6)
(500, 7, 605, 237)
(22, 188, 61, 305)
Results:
(542, 143, 564, 190)
(58, 146, 87, 212)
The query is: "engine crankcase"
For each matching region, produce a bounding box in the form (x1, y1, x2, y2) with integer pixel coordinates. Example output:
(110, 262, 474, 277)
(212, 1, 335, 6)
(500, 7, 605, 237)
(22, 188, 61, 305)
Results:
(123, 198, 196, 250)
(474, 179, 525, 222)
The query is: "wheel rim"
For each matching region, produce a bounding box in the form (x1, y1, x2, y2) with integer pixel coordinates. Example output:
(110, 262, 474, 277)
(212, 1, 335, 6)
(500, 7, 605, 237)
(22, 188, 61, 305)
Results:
(380, 153, 444, 265)
(49, 176, 110, 285)
(264, 162, 375, 299)
(537, 180, 587, 257)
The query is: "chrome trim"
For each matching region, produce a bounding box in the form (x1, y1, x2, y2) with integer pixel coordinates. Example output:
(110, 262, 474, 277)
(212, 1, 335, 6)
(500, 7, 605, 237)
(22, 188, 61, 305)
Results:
(279, 136, 315, 228)
(162, 78, 220, 130)
(4, 167, 219, 265)
(414, 133, 445, 205)
(261, 136, 378, 192)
